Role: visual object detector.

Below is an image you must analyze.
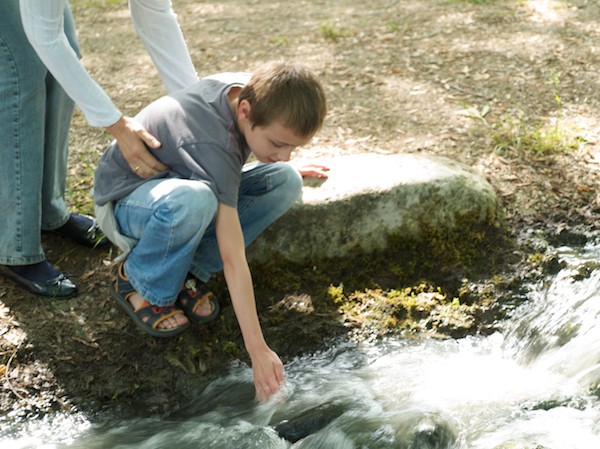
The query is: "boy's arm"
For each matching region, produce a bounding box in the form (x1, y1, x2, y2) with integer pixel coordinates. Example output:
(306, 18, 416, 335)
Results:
(215, 204, 285, 401)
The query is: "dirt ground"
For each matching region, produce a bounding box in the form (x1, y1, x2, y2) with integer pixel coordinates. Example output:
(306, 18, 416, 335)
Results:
(2, 0, 600, 423)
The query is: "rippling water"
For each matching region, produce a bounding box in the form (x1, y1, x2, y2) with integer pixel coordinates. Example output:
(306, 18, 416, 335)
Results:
(3, 243, 600, 448)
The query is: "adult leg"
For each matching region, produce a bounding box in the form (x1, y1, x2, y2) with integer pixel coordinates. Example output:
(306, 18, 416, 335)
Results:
(40, 2, 80, 230)
(0, 0, 76, 296)
(0, 0, 48, 266)
(190, 162, 303, 282)
(37, 3, 108, 249)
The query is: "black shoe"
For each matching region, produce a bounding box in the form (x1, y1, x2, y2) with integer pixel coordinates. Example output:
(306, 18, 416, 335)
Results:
(0, 262, 78, 298)
(52, 213, 110, 248)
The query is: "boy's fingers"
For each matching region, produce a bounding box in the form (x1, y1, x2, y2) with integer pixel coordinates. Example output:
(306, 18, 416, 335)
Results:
(255, 385, 269, 402)
(297, 163, 330, 179)
(255, 376, 283, 402)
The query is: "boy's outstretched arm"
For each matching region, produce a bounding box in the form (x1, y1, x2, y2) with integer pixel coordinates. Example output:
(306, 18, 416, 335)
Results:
(215, 204, 285, 401)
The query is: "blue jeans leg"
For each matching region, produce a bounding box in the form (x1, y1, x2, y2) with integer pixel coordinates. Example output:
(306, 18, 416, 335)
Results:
(0, 1, 79, 265)
(114, 179, 218, 306)
(190, 162, 303, 282)
(41, 3, 80, 230)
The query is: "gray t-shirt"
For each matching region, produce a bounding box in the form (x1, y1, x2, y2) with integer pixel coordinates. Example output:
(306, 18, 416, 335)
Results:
(93, 73, 252, 208)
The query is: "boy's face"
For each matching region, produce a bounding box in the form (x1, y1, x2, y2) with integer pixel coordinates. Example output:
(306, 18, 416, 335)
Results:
(246, 120, 311, 163)
(237, 100, 311, 163)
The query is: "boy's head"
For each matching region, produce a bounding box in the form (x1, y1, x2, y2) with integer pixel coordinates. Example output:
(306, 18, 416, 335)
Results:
(236, 61, 327, 163)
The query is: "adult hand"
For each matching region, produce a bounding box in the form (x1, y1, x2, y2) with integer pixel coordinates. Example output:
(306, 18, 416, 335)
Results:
(105, 115, 168, 179)
(250, 345, 285, 402)
(296, 163, 330, 179)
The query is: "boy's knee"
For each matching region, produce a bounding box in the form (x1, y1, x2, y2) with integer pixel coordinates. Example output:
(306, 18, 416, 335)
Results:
(166, 182, 218, 220)
(277, 163, 303, 197)
(284, 164, 304, 199)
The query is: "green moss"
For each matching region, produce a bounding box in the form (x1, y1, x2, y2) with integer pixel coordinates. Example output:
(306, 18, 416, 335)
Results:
(327, 284, 346, 304)
(334, 285, 454, 338)
(222, 341, 240, 357)
(247, 205, 510, 340)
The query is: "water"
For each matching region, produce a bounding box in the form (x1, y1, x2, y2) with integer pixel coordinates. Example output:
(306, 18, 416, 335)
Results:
(3, 243, 600, 448)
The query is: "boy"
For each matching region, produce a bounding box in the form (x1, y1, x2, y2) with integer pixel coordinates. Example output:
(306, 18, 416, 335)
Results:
(93, 61, 327, 401)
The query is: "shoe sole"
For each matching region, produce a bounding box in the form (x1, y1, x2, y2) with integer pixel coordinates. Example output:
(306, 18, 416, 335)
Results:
(0, 266, 77, 298)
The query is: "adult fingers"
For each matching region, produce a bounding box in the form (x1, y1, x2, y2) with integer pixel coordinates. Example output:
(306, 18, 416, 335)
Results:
(131, 130, 168, 177)
(137, 127, 161, 150)
(107, 116, 168, 178)
(131, 151, 168, 178)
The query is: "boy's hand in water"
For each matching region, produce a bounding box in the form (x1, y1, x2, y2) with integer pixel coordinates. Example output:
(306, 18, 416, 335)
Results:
(250, 346, 285, 402)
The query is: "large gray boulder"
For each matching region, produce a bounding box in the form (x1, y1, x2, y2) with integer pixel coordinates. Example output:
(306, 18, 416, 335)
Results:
(247, 153, 498, 264)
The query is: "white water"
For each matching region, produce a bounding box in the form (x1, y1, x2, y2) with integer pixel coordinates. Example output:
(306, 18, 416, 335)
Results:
(3, 243, 600, 448)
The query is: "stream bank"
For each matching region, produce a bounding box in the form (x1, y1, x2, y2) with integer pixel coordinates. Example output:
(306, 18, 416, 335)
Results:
(2, 0, 600, 429)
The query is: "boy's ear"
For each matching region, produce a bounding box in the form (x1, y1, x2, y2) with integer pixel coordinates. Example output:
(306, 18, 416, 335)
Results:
(237, 99, 252, 122)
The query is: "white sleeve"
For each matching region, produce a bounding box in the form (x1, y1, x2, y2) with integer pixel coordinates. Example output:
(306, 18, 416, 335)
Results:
(129, 0, 199, 93)
(19, 0, 122, 127)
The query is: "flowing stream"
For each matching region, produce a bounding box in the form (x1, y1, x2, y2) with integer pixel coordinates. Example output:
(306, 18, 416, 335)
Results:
(2, 241, 600, 448)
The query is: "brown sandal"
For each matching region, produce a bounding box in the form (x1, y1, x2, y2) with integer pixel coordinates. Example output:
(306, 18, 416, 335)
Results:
(176, 274, 220, 323)
(111, 262, 189, 337)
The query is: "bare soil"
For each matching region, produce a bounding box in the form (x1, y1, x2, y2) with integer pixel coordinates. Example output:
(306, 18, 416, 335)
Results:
(2, 0, 600, 423)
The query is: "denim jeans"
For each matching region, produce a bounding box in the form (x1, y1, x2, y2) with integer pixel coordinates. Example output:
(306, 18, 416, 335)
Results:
(114, 162, 303, 306)
(0, 0, 79, 265)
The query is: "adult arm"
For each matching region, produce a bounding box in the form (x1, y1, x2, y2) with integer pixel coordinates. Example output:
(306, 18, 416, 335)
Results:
(215, 204, 285, 401)
(19, 0, 120, 127)
(129, 0, 199, 93)
(19, 0, 168, 177)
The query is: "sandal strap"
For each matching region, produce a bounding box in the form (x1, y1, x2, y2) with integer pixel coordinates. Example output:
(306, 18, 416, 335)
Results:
(111, 262, 189, 337)
(114, 261, 136, 301)
(181, 277, 214, 313)
(177, 274, 220, 323)
(134, 302, 185, 330)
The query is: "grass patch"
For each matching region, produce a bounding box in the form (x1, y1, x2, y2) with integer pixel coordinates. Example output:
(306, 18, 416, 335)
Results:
(490, 112, 586, 156)
(320, 23, 350, 41)
(66, 159, 98, 216)
(269, 35, 289, 46)
(470, 70, 588, 156)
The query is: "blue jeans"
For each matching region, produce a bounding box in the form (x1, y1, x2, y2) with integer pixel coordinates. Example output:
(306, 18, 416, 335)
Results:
(0, 0, 80, 265)
(114, 162, 303, 306)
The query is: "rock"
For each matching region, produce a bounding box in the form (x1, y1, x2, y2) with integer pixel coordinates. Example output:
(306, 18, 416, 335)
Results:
(273, 402, 349, 443)
(407, 415, 457, 449)
(248, 153, 498, 264)
(388, 411, 458, 449)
